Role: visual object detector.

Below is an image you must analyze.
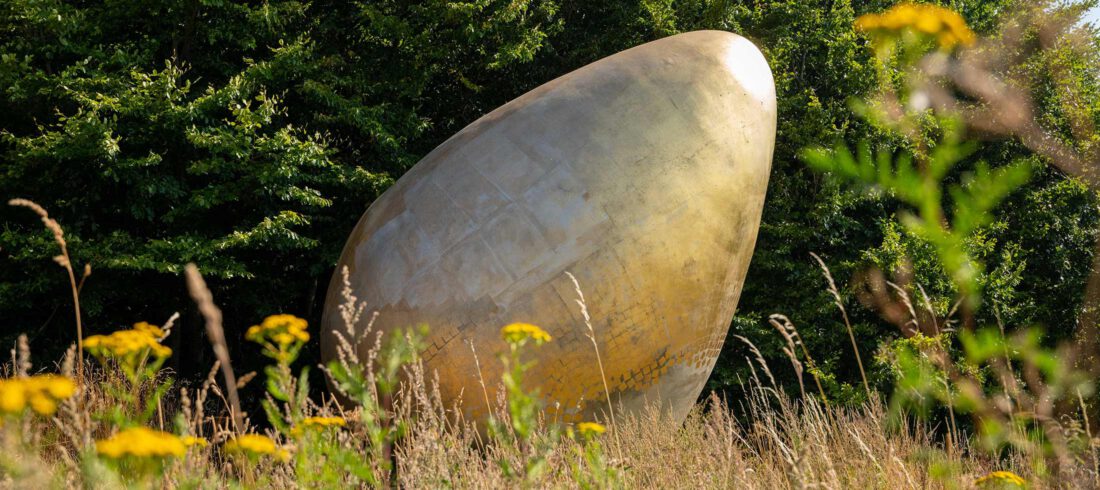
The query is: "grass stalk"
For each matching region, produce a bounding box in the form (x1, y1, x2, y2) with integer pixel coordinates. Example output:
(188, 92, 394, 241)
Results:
(9, 199, 88, 387)
(184, 263, 244, 433)
(811, 252, 871, 398)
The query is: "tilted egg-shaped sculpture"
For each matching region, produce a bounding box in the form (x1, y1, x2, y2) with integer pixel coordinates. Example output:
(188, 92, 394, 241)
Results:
(320, 30, 776, 424)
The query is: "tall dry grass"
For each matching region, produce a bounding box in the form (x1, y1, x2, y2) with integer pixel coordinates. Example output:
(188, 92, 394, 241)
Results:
(2, 334, 1050, 489)
(1, 199, 1083, 489)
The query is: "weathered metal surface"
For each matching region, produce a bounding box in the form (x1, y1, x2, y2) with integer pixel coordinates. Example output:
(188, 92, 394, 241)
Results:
(320, 30, 776, 424)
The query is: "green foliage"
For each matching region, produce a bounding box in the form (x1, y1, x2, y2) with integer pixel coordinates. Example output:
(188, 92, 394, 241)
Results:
(880, 325, 1094, 465)
(798, 0, 1100, 473)
(0, 0, 559, 373)
(873, 333, 958, 412)
(324, 325, 426, 487)
(2, 0, 1098, 409)
(801, 127, 1035, 306)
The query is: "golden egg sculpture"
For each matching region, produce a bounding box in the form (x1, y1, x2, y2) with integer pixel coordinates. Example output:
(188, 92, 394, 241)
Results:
(320, 30, 776, 424)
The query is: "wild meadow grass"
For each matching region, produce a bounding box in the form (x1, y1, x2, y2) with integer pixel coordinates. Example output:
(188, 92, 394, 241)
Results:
(0, 198, 1078, 489)
(5, 4, 1100, 488)
(0, 319, 1057, 489)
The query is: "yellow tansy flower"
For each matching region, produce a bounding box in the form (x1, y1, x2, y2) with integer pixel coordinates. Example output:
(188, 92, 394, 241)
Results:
(27, 392, 58, 416)
(501, 323, 552, 344)
(34, 375, 77, 399)
(975, 471, 1026, 488)
(85, 325, 172, 381)
(224, 433, 276, 454)
(83, 335, 101, 349)
(246, 314, 310, 361)
(133, 321, 166, 339)
(224, 433, 289, 461)
(0, 375, 76, 416)
(84, 325, 172, 360)
(96, 427, 186, 459)
(302, 416, 347, 428)
(275, 448, 292, 463)
(246, 314, 309, 345)
(291, 416, 347, 436)
(182, 436, 208, 448)
(0, 379, 28, 414)
(855, 3, 976, 49)
(576, 421, 607, 437)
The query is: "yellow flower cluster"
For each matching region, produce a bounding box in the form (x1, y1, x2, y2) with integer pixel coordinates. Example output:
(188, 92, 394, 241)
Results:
(0, 375, 76, 416)
(291, 416, 347, 436)
(975, 471, 1026, 488)
(223, 433, 290, 461)
(302, 416, 346, 428)
(576, 421, 606, 437)
(133, 321, 166, 338)
(96, 427, 186, 459)
(855, 3, 976, 49)
(182, 436, 208, 448)
(84, 323, 172, 360)
(246, 314, 310, 348)
(500, 322, 552, 344)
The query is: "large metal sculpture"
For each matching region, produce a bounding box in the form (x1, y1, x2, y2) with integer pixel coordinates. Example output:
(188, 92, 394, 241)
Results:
(320, 30, 776, 424)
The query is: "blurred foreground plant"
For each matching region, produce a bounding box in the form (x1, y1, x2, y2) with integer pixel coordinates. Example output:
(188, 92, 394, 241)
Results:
(0, 374, 75, 417)
(802, 1, 1100, 482)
